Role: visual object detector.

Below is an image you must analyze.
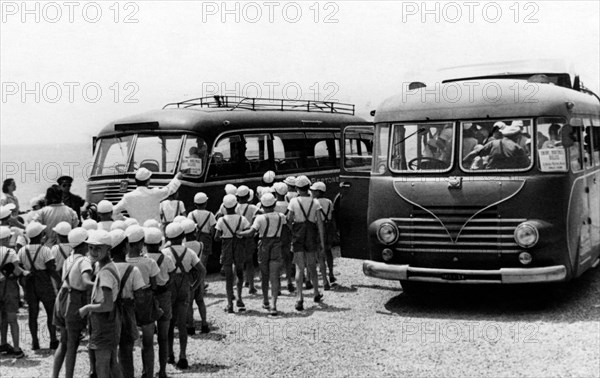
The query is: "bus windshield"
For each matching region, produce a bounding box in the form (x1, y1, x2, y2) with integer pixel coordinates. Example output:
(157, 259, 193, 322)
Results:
(461, 119, 533, 171)
(92, 134, 185, 176)
(390, 123, 454, 172)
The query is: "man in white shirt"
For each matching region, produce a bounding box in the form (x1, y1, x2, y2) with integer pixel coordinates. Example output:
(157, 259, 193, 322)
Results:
(113, 168, 183, 225)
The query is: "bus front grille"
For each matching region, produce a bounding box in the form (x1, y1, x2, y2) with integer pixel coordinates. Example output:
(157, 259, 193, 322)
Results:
(88, 181, 136, 204)
(392, 206, 525, 253)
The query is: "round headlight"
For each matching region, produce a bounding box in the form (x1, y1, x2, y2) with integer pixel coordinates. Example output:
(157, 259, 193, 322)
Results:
(514, 223, 539, 248)
(377, 222, 399, 245)
(518, 252, 532, 265)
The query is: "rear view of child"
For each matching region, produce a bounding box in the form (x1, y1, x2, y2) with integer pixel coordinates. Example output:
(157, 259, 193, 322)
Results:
(144, 227, 175, 378)
(215, 194, 250, 313)
(286, 176, 326, 311)
(310, 181, 336, 289)
(50, 222, 73, 281)
(0, 226, 28, 359)
(18, 222, 60, 350)
(160, 192, 186, 231)
(188, 192, 215, 270)
(273, 182, 294, 293)
(182, 219, 209, 335)
(236, 185, 260, 295)
(238, 193, 286, 315)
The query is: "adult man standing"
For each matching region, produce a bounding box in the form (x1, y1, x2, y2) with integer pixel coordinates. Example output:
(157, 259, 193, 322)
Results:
(113, 168, 183, 225)
(57, 176, 85, 225)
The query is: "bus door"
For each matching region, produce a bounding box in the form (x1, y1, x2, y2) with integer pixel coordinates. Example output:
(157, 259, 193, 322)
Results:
(338, 124, 374, 259)
(584, 122, 600, 257)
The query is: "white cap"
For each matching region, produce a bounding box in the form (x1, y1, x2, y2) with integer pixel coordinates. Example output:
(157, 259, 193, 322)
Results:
(97, 200, 113, 214)
(263, 170, 276, 184)
(0, 226, 12, 240)
(52, 221, 72, 236)
(225, 184, 237, 195)
(142, 219, 161, 229)
(0, 204, 15, 220)
(108, 229, 127, 248)
(125, 225, 145, 243)
(194, 192, 208, 204)
(26, 222, 46, 238)
(511, 120, 524, 129)
(110, 220, 127, 231)
(274, 182, 288, 196)
(223, 194, 238, 209)
(295, 175, 311, 188)
(144, 227, 163, 245)
(260, 193, 276, 207)
(310, 181, 326, 192)
(165, 223, 184, 239)
(135, 167, 152, 181)
(85, 230, 113, 246)
(284, 176, 296, 186)
(493, 121, 507, 130)
(248, 188, 254, 202)
(68, 227, 88, 246)
(181, 218, 196, 234)
(236, 185, 250, 197)
(82, 219, 98, 231)
(124, 218, 139, 228)
(173, 215, 187, 224)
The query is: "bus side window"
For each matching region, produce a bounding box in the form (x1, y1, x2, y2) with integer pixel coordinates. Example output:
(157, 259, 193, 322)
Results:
(181, 137, 208, 177)
(344, 127, 373, 171)
(307, 132, 337, 169)
(583, 124, 593, 168)
(208, 135, 242, 178)
(593, 122, 600, 167)
(569, 128, 583, 172)
(273, 133, 307, 172)
(243, 134, 271, 173)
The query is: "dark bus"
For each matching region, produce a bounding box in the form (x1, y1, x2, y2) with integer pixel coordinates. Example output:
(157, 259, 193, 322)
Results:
(339, 71, 600, 289)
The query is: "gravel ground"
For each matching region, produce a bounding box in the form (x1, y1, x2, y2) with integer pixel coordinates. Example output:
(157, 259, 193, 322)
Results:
(2, 247, 599, 378)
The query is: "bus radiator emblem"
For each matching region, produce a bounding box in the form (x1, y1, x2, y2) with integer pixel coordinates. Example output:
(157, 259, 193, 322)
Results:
(119, 180, 129, 192)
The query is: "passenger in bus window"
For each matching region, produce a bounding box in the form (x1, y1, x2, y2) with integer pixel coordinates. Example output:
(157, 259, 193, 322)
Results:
(463, 124, 530, 170)
(462, 124, 479, 157)
(541, 124, 562, 149)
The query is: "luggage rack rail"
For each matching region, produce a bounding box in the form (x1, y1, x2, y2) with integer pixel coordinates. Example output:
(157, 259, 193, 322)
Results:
(163, 95, 355, 115)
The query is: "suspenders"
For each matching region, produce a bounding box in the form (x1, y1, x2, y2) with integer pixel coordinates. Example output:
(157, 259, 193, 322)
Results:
(320, 202, 332, 222)
(57, 245, 68, 261)
(192, 211, 211, 233)
(25, 245, 44, 272)
(297, 198, 314, 223)
(261, 213, 283, 238)
(119, 265, 134, 298)
(170, 247, 188, 273)
(156, 254, 165, 268)
(221, 216, 243, 238)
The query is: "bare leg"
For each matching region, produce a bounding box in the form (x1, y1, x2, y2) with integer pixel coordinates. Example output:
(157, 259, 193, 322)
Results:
(52, 326, 68, 378)
(140, 323, 155, 378)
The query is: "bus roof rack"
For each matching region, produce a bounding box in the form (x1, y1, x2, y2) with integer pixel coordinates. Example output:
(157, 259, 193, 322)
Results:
(162, 95, 355, 115)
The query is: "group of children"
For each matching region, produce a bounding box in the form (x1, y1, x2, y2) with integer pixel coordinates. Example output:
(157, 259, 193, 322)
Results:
(0, 170, 338, 377)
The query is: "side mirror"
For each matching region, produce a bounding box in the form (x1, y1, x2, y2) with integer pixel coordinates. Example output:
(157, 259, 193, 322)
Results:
(561, 124, 575, 148)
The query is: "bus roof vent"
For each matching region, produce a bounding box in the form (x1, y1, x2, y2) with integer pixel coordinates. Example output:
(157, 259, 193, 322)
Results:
(163, 96, 355, 115)
(408, 82, 426, 90)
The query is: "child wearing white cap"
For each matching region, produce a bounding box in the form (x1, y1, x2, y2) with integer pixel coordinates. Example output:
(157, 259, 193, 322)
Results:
(238, 193, 286, 315)
(284, 176, 298, 202)
(181, 219, 209, 335)
(215, 194, 251, 313)
(159, 192, 186, 232)
(82, 219, 98, 231)
(50, 222, 73, 280)
(286, 176, 326, 311)
(310, 182, 335, 289)
(236, 185, 261, 295)
(144, 227, 175, 378)
(109, 228, 145, 378)
(125, 225, 161, 378)
(18, 221, 60, 350)
(188, 192, 216, 269)
(0, 226, 29, 359)
(273, 183, 295, 293)
(96, 200, 114, 232)
(51, 227, 93, 378)
(162, 222, 202, 370)
(78, 230, 122, 378)
(256, 170, 276, 201)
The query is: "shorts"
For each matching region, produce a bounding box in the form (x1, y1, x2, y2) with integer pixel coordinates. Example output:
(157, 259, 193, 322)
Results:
(170, 273, 191, 306)
(244, 237, 257, 262)
(324, 221, 335, 250)
(89, 309, 121, 350)
(257, 238, 283, 266)
(155, 289, 172, 321)
(291, 222, 319, 253)
(23, 270, 56, 304)
(0, 278, 19, 314)
(220, 238, 246, 267)
(120, 299, 139, 345)
(292, 251, 317, 266)
(198, 232, 213, 256)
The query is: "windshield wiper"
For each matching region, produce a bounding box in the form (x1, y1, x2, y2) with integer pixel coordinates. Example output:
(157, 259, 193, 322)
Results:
(391, 128, 427, 159)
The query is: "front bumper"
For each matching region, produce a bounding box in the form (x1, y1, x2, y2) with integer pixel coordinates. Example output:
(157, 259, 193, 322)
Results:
(362, 261, 567, 284)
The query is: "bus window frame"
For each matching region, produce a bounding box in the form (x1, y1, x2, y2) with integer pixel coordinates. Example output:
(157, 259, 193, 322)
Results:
(459, 118, 534, 174)
(582, 118, 594, 168)
(91, 134, 136, 177)
(343, 125, 374, 173)
(180, 134, 210, 180)
(127, 133, 185, 174)
(535, 117, 569, 173)
(569, 127, 585, 173)
(372, 123, 391, 176)
(592, 117, 600, 167)
(389, 122, 456, 174)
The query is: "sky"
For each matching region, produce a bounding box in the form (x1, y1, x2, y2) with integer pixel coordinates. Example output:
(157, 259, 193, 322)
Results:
(1, 0, 599, 146)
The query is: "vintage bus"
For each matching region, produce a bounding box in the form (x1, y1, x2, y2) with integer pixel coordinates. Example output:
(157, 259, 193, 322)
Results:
(339, 71, 600, 290)
(87, 96, 365, 268)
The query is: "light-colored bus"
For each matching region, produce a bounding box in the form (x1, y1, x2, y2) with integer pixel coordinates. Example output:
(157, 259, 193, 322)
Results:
(339, 68, 600, 290)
